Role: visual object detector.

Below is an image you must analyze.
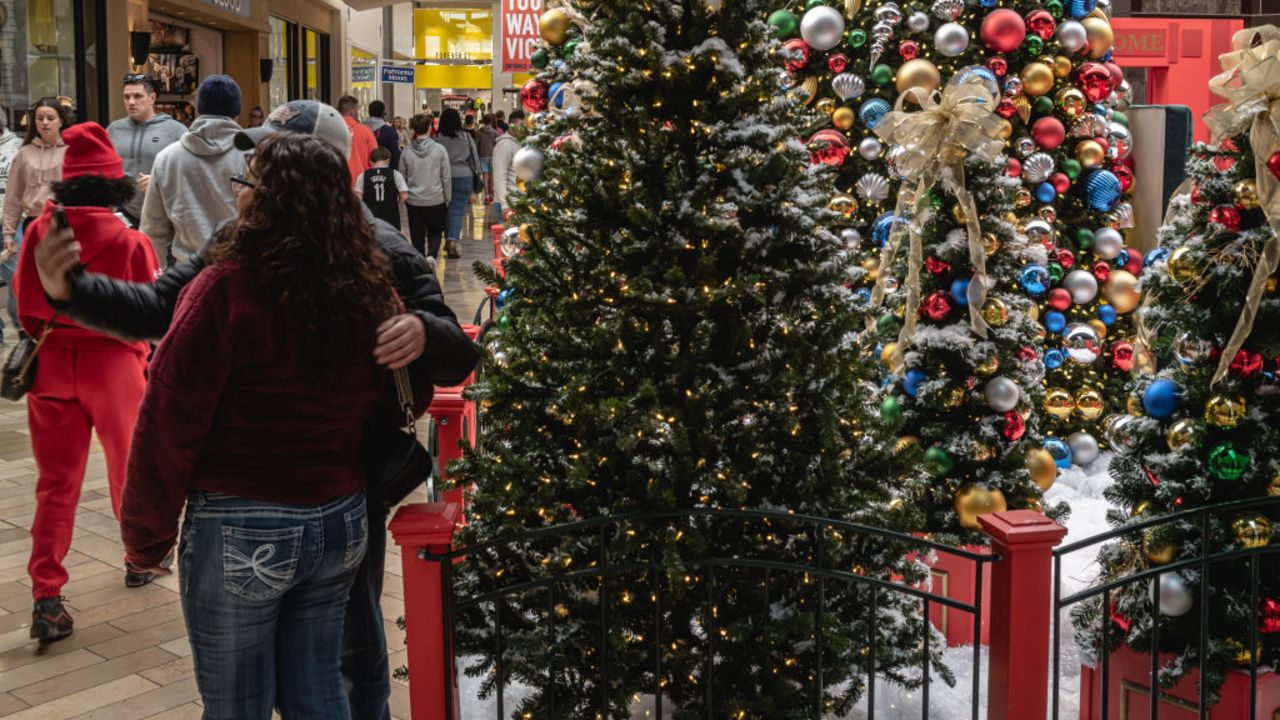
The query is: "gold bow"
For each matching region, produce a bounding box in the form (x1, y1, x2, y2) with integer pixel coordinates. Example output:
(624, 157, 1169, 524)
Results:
(1203, 25, 1280, 386)
(869, 75, 1007, 357)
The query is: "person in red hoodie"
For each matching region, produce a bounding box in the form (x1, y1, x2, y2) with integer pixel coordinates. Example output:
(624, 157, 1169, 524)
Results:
(14, 122, 160, 642)
(338, 95, 377, 184)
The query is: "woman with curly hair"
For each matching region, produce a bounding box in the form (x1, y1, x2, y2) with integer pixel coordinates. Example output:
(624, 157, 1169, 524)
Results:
(120, 132, 397, 719)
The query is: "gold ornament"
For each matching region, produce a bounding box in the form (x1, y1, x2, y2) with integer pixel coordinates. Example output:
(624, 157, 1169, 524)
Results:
(1044, 387, 1075, 420)
(1204, 394, 1247, 428)
(894, 436, 920, 455)
(1015, 188, 1033, 208)
(1075, 139, 1105, 167)
(1052, 56, 1075, 79)
(1268, 474, 1280, 496)
(1166, 418, 1201, 450)
(1028, 302, 1041, 322)
(794, 76, 819, 106)
(1234, 179, 1260, 209)
(896, 59, 941, 95)
(973, 444, 995, 462)
(880, 342, 898, 365)
(1127, 395, 1144, 416)
(998, 119, 1013, 140)
(1026, 448, 1058, 491)
(976, 355, 999, 376)
(844, 0, 862, 16)
(952, 202, 970, 224)
(888, 497, 906, 511)
(1075, 388, 1104, 421)
(954, 484, 1008, 530)
(1143, 530, 1176, 564)
(832, 106, 856, 131)
(1133, 500, 1152, 517)
(518, 224, 533, 244)
(829, 193, 859, 217)
(1020, 62, 1056, 97)
(1088, 318, 1109, 340)
(982, 232, 1001, 255)
(982, 298, 1010, 327)
(1232, 513, 1272, 548)
(861, 257, 880, 282)
(1224, 638, 1263, 667)
(1134, 347, 1157, 375)
(943, 386, 966, 408)
(539, 8, 572, 45)
(1082, 17, 1115, 59)
(1105, 270, 1141, 313)
(1167, 246, 1200, 283)
(816, 98, 837, 116)
(1056, 86, 1086, 117)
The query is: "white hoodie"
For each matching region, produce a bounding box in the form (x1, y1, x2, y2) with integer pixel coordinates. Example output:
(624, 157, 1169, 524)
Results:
(140, 116, 244, 266)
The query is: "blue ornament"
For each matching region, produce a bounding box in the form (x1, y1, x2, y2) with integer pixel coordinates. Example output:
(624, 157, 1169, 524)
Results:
(1144, 247, 1169, 268)
(1019, 264, 1050, 295)
(1142, 379, 1181, 420)
(550, 59, 567, 72)
(980, 0, 997, 7)
(1101, 50, 1113, 63)
(950, 278, 971, 306)
(1035, 182, 1057, 204)
(859, 98, 891, 129)
(1116, 249, 1130, 268)
(1044, 310, 1067, 334)
(496, 289, 513, 309)
(1083, 170, 1122, 212)
(1045, 437, 1073, 468)
(903, 368, 927, 398)
(956, 66, 999, 94)
(854, 288, 872, 304)
(1098, 304, 1117, 326)
(549, 82, 567, 109)
(1069, 0, 1097, 17)
(871, 212, 898, 247)
(1044, 348, 1065, 370)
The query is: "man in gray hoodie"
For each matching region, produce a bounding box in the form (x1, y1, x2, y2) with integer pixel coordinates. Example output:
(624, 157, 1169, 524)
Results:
(398, 113, 451, 259)
(107, 75, 186, 227)
(140, 76, 244, 267)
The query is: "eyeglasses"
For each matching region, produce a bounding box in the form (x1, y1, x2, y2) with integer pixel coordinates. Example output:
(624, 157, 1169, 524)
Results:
(230, 174, 256, 192)
(123, 73, 146, 84)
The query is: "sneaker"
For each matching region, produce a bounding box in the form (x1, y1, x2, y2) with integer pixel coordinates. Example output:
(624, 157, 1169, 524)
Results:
(30, 597, 73, 643)
(124, 567, 159, 588)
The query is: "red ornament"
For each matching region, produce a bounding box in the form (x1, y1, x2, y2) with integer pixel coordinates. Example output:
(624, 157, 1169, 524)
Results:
(1031, 117, 1066, 150)
(808, 129, 849, 167)
(981, 9, 1027, 53)
(1268, 151, 1280, 180)
(1025, 9, 1056, 40)
(1145, 467, 1161, 486)
(520, 79, 550, 113)
(1112, 164, 1134, 192)
(1007, 158, 1023, 178)
(1191, 185, 1205, 204)
(783, 38, 811, 75)
(1077, 62, 1112, 103)
(1017, 346, 1038, 362)
(1262, 598, 1280, 634)
(1124, 249, 1143, 275)
(925, 256, 953, 275)
(1209, 204, 1243, 231)
(1108, 341, 1135, 373)
(997, 98, 1017, 118)
(1092, 261, 1111, 283)
(986, 55, 1009, 77)
(1110, 601, 1133, 633)
(1051, 172, 1070, 193)
(899, 40, 920, 60)
(827, 53, 849, 74)
(1214, 153, 1237, 172)
(1230, 349, 1265, 378)
(1105, 62, 1125, 89)
(1056, 248, 1076, 269)
(920, 291, 953, 322)
(1048, 288, 1072, 311)
(1001, 410, 1026, 441)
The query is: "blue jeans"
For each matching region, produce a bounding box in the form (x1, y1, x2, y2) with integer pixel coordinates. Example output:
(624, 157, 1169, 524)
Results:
(446, 175, 473, 241)
(179, 489, 368, 720)
(341, 499, 391, 720)
(0, 221, 25, 335)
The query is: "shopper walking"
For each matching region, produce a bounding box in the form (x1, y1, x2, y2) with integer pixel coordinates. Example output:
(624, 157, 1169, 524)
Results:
(15, 122, 160, 642)
(2, 98, 67, 339)
(106, 75, 186, 227)
(355, 147, 408, 231)
(121, 132, 394, 719)
(491, 109, 525, 217)
(246, 106, 265, 127)
(0, 113, 31, 340)
(393, 116, 410, 149)
(338, 95, 378, 184)
(363, 100, 400, 174)
(435, 108, 478, 259)
(476, 113, 497, 200)
(398, 114, 450, 259)
(141, 75, 244, 267)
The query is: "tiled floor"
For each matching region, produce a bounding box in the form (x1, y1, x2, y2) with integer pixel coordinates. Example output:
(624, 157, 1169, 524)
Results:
(0, 201, 498, 719)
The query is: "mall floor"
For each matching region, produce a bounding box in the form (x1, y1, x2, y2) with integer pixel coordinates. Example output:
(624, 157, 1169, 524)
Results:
(0, 203, 496, 719)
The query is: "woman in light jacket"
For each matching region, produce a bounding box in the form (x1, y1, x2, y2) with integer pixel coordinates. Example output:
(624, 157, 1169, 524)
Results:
(434, 108, 478, 259)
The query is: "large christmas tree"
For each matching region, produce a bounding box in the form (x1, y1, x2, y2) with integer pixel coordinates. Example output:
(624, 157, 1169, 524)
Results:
(1075, 28, 1280, 694)
(450, 1, 931, 716)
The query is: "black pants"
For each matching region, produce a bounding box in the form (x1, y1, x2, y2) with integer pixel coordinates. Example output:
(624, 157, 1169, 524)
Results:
(406, 203, 447, 258)
(341, 497, 392, 720)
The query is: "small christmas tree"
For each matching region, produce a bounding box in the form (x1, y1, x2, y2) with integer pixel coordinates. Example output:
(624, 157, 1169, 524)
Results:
(451, 1, 932, 716)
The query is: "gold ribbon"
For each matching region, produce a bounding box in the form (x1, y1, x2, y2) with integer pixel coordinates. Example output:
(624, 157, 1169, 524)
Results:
(1203, 25, 1280, 386)
(868, 76, 1007, 356)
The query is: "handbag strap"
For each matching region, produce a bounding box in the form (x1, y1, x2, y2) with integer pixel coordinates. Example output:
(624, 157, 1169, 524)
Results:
(19, 314, 57, 377)
(393, 367, 415, 434)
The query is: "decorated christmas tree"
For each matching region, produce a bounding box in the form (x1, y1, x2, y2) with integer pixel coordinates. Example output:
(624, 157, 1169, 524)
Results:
(449, 1, 932, 716)
(1075, 27, 1280, 697)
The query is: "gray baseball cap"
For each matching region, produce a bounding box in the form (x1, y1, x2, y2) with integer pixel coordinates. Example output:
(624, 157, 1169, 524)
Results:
(234, 100, 351, 157)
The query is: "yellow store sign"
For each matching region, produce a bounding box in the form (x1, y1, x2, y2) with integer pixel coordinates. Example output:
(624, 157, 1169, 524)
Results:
(414, 9, 493, 89)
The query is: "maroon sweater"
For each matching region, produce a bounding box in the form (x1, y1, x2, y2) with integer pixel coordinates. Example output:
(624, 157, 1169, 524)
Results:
(122, 262, 385, 569)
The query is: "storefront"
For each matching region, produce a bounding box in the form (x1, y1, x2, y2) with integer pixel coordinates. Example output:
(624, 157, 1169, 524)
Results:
(413, 7, 493, 113)
(0, 0, 111, 130)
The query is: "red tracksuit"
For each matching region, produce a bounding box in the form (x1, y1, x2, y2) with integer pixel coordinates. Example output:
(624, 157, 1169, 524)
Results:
(15, 202, 159, 600)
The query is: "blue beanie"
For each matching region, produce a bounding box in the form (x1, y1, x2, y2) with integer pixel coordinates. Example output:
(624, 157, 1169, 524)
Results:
(196, 75, 241, 118)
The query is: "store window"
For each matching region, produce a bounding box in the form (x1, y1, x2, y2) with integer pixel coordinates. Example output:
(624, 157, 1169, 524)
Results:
(9, 0, 107, 127)
(303, 28, 330, 103)
(268, 16, 291, 111)
(412, 8, 492, 110)
(350, 47, 377, 111)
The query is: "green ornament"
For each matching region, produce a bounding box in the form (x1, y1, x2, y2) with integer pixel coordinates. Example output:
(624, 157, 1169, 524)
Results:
(531, 49, 550, 70)
(768, 10, 800, 39)
(880, 396, 904, 424)
(564, 39, 579, 59)
(1048, 262, 1064, 282)
(848, 29, 868, 48)
(1045, 0, 1064, 17)
(1208, 442, 1249, 480)
(924, 446, 955, 475)
(1111, 110, 1129, 127)
(1025, 35, 1044, 55)
(497, 314, 512, 331)
(1061, 158, 1082, 180)
(1075, 227, 1094, 249)
(1033, 96, 1055, 116)
(876, 313, 899, 332)
(871, 64, 894, 86)
(930, 194, 944, 210)
(805, 0, 826, 7)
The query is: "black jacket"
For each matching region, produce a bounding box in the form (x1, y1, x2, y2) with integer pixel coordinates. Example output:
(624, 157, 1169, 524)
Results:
(49, 208, 478, 392)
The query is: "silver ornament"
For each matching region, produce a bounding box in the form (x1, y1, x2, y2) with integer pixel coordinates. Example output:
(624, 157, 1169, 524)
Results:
(841, 228, 862, 248)
(1103, 414, 1138, 454)
(801, 6, 846, 52)
(1002, 77, 1023, 97)
(1057, 21, 1087, 53)
(1106, 122, 1132, 160)
(875, 2, 903, 24)
(832, 72, 866, 101)
(1063, 323, 1101, 364)
(1073, 114, 1108, 138)
(513, 146, 544, 182)
(886, 144, 906, 178)
(934, 23, 970, 57)
(858, 137, 883, 159)
(907, 10, 931, 32)
(1067, 432, 1100, 465)
(872, 21, 896, 41)
(1064, 269, 1099, 304)
(856, 173, 891, 202)
(1150, 573, 1194, 617)
(1093, 227, 1123, 260)
(931, 0, 964, 20)
(1106, 202, 1135, 230)
(1025, 219, 1056, 248)
(1023, 153, 1056, 183)
(984, 377, 1021, 412)
(500, 226, 522, 258)
(1015, 135, 1038, 158)
(1174, 332, 1213, 365)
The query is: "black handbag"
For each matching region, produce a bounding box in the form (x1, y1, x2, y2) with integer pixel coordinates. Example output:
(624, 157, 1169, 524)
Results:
(1, 318, 55, 402)
(361, 367, 434, 511)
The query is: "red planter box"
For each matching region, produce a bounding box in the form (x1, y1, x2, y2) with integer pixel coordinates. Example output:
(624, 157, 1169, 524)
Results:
(924, 543, 993, 647)
(1079, 646, 1280, 719)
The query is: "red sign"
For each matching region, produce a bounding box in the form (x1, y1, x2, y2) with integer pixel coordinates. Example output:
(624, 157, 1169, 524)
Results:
(501, 0, 544, 73)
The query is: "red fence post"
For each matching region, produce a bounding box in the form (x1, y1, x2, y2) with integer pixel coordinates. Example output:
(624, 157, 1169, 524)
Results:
(389, 501, 464, 720)
(979, 509, 1068, 720)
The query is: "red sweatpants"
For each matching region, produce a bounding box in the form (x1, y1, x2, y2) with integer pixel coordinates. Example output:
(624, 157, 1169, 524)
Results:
(27, 345, 147, 600)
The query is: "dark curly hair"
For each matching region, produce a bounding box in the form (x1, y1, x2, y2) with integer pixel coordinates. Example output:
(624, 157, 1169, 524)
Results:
(206, 133, 395, 379)
(52, 175, 135, 208)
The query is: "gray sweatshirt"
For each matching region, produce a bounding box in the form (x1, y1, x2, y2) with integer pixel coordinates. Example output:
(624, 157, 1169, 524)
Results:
(140, 116, 243, 267)
(398, 137, 452, 207)
(491, 133, 520, 212)
(435, 132, 479, 180)
(107, 113, 187, 219)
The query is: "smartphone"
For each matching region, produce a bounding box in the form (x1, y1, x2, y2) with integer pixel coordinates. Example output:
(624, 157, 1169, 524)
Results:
(52, 204, 68, 231)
